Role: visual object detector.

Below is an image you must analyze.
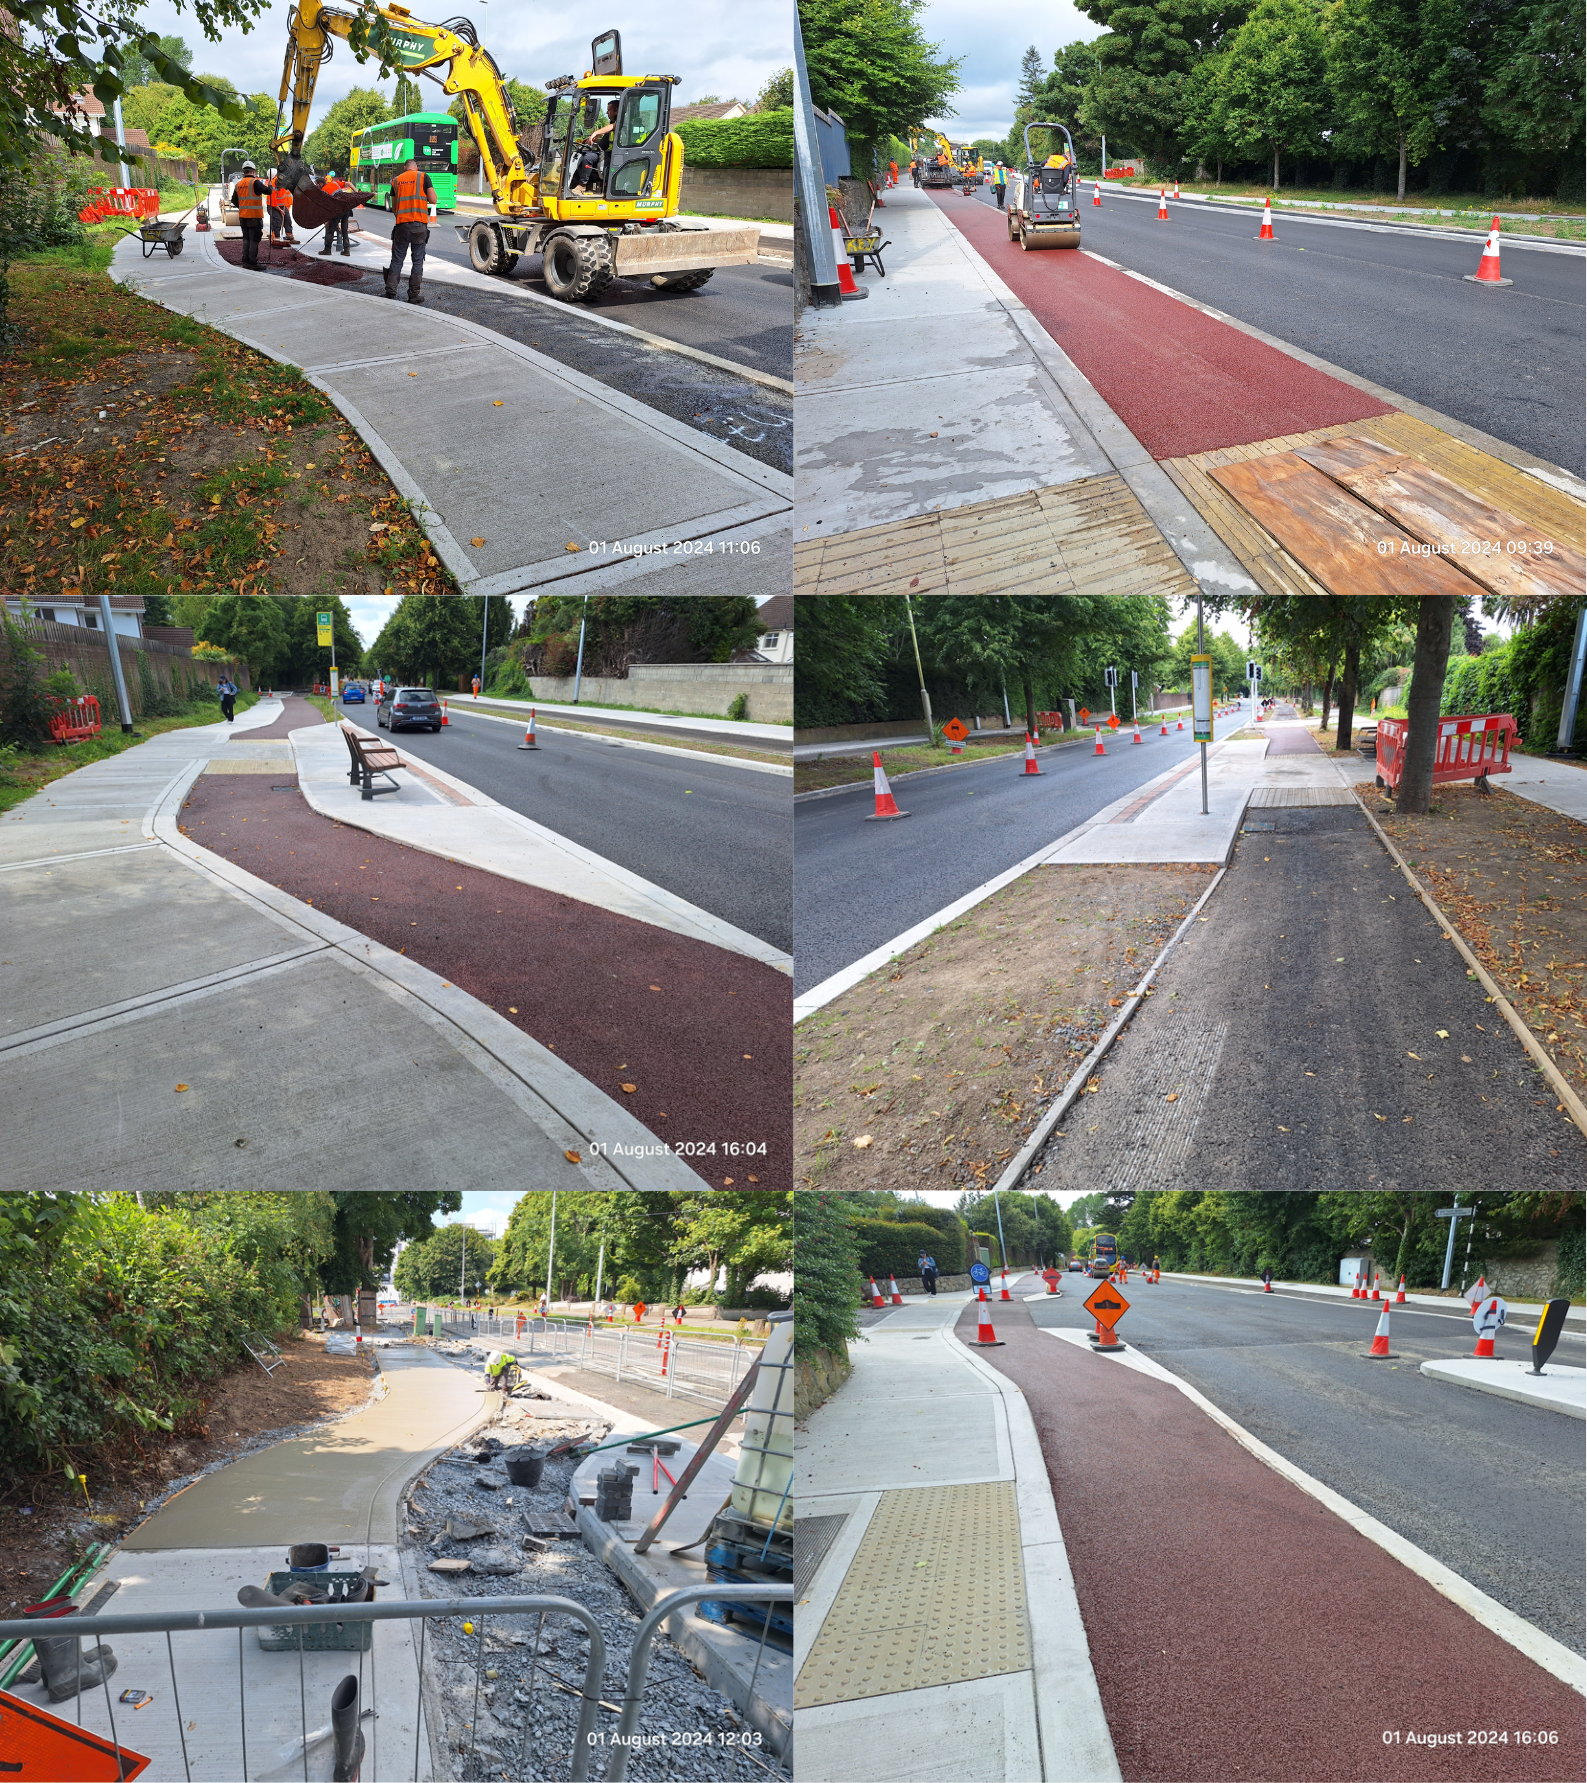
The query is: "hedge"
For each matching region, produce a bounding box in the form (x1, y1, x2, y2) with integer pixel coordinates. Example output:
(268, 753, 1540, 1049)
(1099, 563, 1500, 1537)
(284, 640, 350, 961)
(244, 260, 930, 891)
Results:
(852, 1217, 951, 1283)
(794, 1192, 862, 1356)
(1408, 603, 1586, 750)
(676, 110, 793, 169)
(873, 1204, 968, 1272)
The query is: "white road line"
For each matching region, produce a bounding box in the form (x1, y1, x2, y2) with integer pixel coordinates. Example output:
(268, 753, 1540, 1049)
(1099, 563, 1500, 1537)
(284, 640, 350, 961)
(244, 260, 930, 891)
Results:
(438, 705, 791, 775)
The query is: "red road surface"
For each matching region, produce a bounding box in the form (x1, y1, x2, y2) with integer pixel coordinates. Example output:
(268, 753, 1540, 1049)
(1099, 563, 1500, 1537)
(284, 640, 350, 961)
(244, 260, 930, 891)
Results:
(235, 693, 332, 739)
(934, 195, 1393, 459)
(178, 762, 790, 1187)
(958, 1300, 1584, 1783)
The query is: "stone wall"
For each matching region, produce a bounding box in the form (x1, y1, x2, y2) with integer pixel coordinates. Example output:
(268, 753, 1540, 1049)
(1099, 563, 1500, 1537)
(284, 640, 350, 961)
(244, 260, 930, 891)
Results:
(1475, 1241, 1561, 1302)
(865, 1274, 972, 1298)
(795, 1344, 851, 1420)
(680, 166, 792, 223)
(527, 662, 792, 723)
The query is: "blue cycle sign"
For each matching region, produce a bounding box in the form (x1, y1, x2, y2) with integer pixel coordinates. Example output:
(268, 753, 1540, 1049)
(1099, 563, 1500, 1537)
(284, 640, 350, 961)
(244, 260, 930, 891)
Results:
(969, 1262, 991, 1285)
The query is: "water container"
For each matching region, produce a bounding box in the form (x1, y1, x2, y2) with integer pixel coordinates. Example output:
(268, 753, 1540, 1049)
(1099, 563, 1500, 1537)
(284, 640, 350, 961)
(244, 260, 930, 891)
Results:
(503, 1447, 546, 1488)
(286, 1543, 331, 1572)
(729, 1312, 793, 1532)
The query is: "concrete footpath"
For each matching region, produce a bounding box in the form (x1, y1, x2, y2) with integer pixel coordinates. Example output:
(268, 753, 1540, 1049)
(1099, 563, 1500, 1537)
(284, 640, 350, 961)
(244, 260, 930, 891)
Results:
(1, 1343, 489, 1782)
(110, 227, 790, 598)
(1, 699, 706, 1190)
(794, 1292, 1118, 1783)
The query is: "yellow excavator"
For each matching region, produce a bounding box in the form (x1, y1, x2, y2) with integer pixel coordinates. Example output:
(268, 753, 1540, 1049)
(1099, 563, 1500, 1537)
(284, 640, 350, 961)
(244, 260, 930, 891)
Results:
(273, 7, 760, 301)
(911, 131, 956, 189)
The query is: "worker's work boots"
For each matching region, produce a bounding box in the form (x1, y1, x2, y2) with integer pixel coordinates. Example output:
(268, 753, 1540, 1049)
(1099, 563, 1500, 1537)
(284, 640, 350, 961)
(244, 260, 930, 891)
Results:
(25, 1604, 119, 1702)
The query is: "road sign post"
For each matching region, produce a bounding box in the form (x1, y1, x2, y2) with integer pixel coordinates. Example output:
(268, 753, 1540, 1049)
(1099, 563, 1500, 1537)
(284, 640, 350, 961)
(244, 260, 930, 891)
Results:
(1434, 1200, 1476, 1289)
(1247, 659, 1261, 720)
(1105, 665, 1117, 719)
(1130, 669, 1138, 724)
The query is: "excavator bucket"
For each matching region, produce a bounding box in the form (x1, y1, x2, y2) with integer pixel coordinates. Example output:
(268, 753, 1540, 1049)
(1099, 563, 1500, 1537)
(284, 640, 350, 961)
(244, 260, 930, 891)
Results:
(292, 185, 364, 231)
(612, 224, 761, 277)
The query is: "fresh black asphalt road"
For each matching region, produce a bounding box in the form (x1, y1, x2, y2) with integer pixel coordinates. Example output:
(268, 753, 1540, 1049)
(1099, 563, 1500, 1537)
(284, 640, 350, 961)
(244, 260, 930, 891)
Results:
(794, 704, 1249, 994)
(1018, 1270, 1586, 1654)
(971, 184, 1586, 476)
(372, 703, 791, 952)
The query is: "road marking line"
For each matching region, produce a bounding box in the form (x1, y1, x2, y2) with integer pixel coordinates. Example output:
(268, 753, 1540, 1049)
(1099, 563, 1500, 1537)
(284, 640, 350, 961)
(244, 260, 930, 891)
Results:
(440, 705, 791, 775)
(1042, 1328, 1585, 1693)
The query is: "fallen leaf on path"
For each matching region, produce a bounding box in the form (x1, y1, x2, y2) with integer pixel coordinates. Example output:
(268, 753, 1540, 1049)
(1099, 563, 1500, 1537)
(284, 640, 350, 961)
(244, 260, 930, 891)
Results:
(1164, 1093, 1178, 1103)
(1407, 1051, 1421, 1059)
(471, 537, 486, 547)
(1436, 1029, 1449, 1038)
(620, 1083, 637, 1093)
(853, 1135, 873, 1148)
(175, 1084, 189, 1092)
(565, 1150, 582, 1163)
(1373, 1113, 1385, 1120)
(565, 542, 580, 552)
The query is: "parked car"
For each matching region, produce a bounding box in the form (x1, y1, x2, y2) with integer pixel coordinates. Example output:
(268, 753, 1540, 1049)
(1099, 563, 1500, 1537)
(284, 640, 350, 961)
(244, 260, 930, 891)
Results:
(341, 683, 366, 703)
(1068, 1257, 1083, 1271)
(378, 687, 443, 732)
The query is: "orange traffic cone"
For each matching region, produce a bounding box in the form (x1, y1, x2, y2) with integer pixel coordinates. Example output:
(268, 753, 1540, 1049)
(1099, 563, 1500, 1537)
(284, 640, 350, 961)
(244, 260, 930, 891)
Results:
(1467, 1275, 1486, 1308)
(517, 708, 540, 750)
(865, 752, 909, 821)
(1176, 717, 1184, 731)
(1160, 717, 1169, 735)
(1395, 1277, 1406, 1304)
(1370, 1275, 1381, 1302)
(828, 205, 867, 299)
(868, 1277, 885, 1308)
(1263, 1277, 1274, 1293)
(1364, 1303, 1397, 1359)
(1131, 720, 1143, 745)
(440, 700, 449, 726)
(1257, 197, 1275, 240)
(972, 1287, 1003, 1347)
(1351, 1276, 1361, 1299)
(1157, 188, 1168, 221)
(999, 1271, 1012, 1302)
(1093, 181, 1102, 206)
(1465, 219, 1511, 287)
(1093, 726, 1106, 756)
(1473, 1299, 1500, 1357)
(1021, 733, 1043, 776)
(1174, 178, 1181, 199)
(888, 1275, 904, 1306)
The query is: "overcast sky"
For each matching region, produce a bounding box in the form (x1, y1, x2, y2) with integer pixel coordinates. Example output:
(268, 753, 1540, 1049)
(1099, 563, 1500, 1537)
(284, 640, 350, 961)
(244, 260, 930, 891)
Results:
(914, 0, 1103, 143)
(132, 0, 788, 139)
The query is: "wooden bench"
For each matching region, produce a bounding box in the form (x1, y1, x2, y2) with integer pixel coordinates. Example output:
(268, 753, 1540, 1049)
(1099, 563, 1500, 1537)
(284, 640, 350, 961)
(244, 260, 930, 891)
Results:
(341, 723, 405, 801)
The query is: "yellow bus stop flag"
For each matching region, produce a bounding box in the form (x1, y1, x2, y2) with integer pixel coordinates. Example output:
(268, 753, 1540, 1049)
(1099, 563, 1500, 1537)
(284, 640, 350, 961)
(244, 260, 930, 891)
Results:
(316, 612, 334, 646)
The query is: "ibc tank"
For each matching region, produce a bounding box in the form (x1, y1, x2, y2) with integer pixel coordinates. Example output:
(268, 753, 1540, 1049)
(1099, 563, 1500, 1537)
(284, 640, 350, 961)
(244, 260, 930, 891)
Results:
(729, 1311, 793, 1532)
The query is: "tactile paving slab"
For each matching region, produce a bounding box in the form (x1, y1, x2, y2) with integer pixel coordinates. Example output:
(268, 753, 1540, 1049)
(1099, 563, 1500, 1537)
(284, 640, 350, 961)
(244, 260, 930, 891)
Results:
(794, 1481, 1029, 1708)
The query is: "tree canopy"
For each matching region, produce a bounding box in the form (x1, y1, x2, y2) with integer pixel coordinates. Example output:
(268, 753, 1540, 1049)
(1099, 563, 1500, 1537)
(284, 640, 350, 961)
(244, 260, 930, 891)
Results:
(799, 0, 963, 175)
(306, 87, 393, 172)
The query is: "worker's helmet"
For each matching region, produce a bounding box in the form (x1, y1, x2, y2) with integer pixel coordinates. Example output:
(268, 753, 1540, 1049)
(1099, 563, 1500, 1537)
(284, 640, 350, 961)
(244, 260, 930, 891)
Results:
(241, 159, 256, 171)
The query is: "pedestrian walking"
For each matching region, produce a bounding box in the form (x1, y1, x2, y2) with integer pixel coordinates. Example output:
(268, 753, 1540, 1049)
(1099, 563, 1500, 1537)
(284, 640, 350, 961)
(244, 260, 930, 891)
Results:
(230, 161, 270, 269)
(216, 675, 237, 722)
(919, 1253, 938, 1295)
(384, 159, 438, 305)
(514, 1311, 526, 1339)
(471, 674, 481, 697)
(887, 158, 898, 187)
(909, 158, 921, 187)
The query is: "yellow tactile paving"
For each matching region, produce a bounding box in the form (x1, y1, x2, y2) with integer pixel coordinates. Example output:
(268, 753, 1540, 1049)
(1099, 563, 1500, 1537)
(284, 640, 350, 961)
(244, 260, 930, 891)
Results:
(794, 1480, 1030, 1709)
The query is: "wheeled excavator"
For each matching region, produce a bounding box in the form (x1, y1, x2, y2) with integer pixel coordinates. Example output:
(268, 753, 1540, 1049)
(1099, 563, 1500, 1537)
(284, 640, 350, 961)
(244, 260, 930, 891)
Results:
(273, 7, 760, 301)
(910, 131, 956, 189)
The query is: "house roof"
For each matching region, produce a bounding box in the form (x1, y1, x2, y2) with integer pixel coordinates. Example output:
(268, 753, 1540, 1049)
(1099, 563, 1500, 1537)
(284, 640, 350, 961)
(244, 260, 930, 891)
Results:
(673, 100, 749, 123)
(757, 595, 794, 633)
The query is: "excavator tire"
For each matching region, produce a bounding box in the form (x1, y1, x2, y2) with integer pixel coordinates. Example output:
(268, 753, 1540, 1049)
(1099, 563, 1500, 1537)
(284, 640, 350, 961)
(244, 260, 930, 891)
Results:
(468, 221, 507, 275)
(649, 268, 714, 292)
(543, 232, 613, 303)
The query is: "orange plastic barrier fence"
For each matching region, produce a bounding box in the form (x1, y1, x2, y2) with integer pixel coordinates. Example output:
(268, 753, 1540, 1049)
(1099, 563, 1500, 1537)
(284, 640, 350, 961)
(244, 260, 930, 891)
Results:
(1376, 713, 1515, 792)
(47, 695, 103, 744)
(78, 187, 161, 224)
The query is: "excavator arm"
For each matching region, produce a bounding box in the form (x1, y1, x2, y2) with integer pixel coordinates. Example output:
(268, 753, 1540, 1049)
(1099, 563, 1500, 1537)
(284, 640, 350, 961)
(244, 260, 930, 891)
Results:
(275, 0, 536, 210)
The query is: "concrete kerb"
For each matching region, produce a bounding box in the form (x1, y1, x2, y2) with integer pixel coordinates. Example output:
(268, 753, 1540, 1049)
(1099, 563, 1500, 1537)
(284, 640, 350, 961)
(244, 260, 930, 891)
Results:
(288, 722, 793, 973)
(793, 731, 1102, 804)
(149, 757, 709, 1189)
(110, 231, 792, 594)
(1156, 1270, 1587, 1326)
(444, 696, 792, 746)
(1419, 1358, 1587, 1419)
(444, 705, 793, 777)
(946, 1323, 1122, 1783)
(1041, 1328, 1586, 1695)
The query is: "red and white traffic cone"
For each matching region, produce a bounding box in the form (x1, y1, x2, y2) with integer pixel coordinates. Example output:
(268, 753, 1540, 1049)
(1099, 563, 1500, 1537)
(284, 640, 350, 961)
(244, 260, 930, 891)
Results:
(1351, 1276, 1361, 1299)
(865, 752, 909, 821)
(1131, 720, 1143, 744)
(1093, 181, 1102, 206)
(1465, 219, 1511, 287)
(1395, 1276, 1406, 1304)
(828, 206, 867, 299)
(1093, 726, 1106, 756)
(1263, 1277, 1274, 1293)
(1364, 1303, 1397, 1359)
(868, 1277, 885, 1308)
(1174, 178, 1181, 199)
(1157, 188, 1168, 221)
(1177, 716, 1184, 731)
(973, 1287, 1003, 1347)
(1370, 1274, 1382, 1302)
(1468, 1275, 1487, 1309)
(1473, 1305, 1499, 1358)
(440, 700, 449, 726)
(1257, 197, 1275, 240)
(888, 1275, 903, 1306)
(517, 708, 539, 750)
(999, 1271, 1012, 1302)
(1021, 732, 1043, 776)
(1160, 716, 1169, 735)
(659, 1329, 670, 1376)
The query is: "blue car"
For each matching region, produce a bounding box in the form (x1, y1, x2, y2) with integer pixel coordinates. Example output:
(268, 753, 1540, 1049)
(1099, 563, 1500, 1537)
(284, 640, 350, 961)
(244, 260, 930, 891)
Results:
(341, 684, 366, 703)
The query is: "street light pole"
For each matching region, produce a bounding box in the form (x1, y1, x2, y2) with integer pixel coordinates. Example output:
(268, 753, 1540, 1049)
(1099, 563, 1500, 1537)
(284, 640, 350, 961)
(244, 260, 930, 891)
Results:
(1197, 595, 1208, 815)
(478, 595, 490, 697)
(98, 595, 136, 734)
(902, 595, 933, 740)
(459, 1222, 466, 1309)
(571, 598, 588, 704)
(545, 1190, 558, 1314)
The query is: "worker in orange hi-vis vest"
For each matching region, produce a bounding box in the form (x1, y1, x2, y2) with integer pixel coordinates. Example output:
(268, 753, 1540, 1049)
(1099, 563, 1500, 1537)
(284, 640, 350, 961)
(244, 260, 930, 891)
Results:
(230, 161, 270, 269)
(267, 173, 296, 246)
(384, 160, 438, 304)
(317, 167, 359, 258)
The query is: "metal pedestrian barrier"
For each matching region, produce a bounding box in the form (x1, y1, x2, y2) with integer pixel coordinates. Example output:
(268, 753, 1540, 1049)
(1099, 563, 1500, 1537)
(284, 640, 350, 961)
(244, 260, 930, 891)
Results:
(0, 1584, 790, 1780)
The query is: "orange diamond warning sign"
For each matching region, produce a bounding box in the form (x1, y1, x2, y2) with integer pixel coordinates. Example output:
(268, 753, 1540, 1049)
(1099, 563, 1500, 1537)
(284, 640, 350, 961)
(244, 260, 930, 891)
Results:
(1083, 1282, 1130, 1330)
(942, 717, 968, 741)
(0, 1687, 150, 1779)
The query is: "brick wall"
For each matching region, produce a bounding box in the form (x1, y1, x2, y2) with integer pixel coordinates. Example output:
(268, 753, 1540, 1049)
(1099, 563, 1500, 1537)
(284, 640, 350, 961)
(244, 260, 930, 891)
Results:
(21, 620, 245, 719)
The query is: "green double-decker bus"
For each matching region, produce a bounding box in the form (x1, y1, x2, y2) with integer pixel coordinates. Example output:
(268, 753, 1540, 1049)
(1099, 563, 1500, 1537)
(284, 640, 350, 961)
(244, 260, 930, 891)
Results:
(349, 111, 458, 212)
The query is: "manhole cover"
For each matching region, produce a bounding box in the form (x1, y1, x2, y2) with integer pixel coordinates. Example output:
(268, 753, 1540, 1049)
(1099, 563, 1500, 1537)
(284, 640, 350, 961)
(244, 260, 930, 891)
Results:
(1242, 821, 1277, 832)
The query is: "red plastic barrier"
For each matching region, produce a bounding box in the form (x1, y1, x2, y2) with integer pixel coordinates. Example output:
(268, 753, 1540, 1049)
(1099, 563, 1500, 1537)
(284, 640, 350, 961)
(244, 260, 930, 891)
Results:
(48, 695, 102, 744)
(1102, 166, 1139, 179)
(1375, 713, 1515, 792)
(78, 187, 161, 224)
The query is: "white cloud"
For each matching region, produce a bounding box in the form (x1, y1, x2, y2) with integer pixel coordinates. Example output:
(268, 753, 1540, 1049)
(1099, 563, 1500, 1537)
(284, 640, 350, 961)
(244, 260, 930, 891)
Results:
(125, 0, 789, 141)
(913, 0, 1104, 142)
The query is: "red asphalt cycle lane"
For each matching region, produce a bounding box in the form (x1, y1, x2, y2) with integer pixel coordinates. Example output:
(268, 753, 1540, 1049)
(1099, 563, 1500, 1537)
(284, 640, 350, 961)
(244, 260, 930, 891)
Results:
(957, 1299, 1584, 1783)
(933, 192, 1393, 459)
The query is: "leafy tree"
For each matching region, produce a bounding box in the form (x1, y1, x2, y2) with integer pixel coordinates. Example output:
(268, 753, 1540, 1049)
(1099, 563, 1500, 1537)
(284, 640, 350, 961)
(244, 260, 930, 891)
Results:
(1017, 44, 1048, 107)
(368, 594, 479, 688)
(1211, 0, 1330, 187)
(394, 1223, 498, 1300)
(275, 595, 362, 685)
(1317, 1191, 1440, 1285)
(1078, 0, 1250, 168)
(492, 1191, 625, 1299)
(306, 87, 393, 173)
(1396, 596, 1458, 813)
(794, 1192, 863, 1356)
(192, 594, 287, 686)
(792, 595, 901, 727)
(394, 74, 423, 117)
(800, 0, 964, 175)
(121, 82, 183, 137)
(117, 34, 193, 90)
(956, 1191, 1073, 1264)
(1164, 621, 1248, 697)
(755, 68, 796, 110)
(153, 86, 280, 179)
(321, 1191, 462, 1294)
(524, 595, 761, 679)
(1016, 41, 1108, 169)
(1325, 0, 1462, 198)
(667, 1190, 792, 1303)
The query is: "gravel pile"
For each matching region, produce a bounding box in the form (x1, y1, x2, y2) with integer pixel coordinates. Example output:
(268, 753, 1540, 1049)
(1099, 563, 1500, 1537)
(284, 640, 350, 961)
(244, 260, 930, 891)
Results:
(402, 1391, 785, 1783)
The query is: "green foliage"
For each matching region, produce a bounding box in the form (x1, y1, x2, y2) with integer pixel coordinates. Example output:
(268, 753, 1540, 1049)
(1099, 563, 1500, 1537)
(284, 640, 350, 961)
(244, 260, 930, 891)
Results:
(306, 87, 394, 173)
(669, 1191, 792, 1304)
(0, 606, 54, 746)
(793, 1192, 863, 1355)
(367, 594, 480, 688)
(792, 595, 900, 727)
(152, 88, 278, 180)
(675, 109, 794, 168)
(1325, 0, 1463, 196)
(755, 67, 796, 111)
(1010, 42, 1109, 169)
(1440, 600, 1585, 748)
(871, 1202, 969, 1270)
(1163, 623, 1249, 696)
(321, 1191, 459, 1295)
(1203, 0, 1329, 186)
(955, 1191, 1073, 1264)
(851, 1217, 949, 1281)
(394, 1223, 499, 1300)
(1, 150, 95, 267)
(800, 0, 964, 175)
(115, 34, 193, 91)
(523, 596, 761, 681)
(494, 1191, 648, 1300)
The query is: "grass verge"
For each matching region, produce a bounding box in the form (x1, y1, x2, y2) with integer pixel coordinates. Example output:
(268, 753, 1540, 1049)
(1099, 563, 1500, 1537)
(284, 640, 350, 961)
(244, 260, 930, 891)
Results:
(1106, 180, 1584, 238)
(1, 237, 459, 601)
(0, 690, 258, 815)
(794, 863, 1216, 1191)
(795, 729, 1088, 794)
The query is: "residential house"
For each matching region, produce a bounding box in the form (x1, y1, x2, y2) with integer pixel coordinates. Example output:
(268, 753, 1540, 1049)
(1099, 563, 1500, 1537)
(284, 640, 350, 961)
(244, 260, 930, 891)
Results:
(6, 595, 147, 637)
(754, 595, 793, 663)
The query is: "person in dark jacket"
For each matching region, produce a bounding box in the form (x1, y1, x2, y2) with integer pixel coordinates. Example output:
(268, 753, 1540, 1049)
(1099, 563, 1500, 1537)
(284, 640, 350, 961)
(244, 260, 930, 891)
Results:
(918, 1253, 939, 1295)
(216, 676, 237, 722)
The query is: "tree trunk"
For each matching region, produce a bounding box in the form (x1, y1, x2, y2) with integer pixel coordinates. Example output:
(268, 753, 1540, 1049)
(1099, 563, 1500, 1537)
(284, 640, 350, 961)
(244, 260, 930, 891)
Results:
(1021, 673, 1037, 740)
(1216, 158, 1223, 184)
(1335, 641, 1360, 753)
(1397, 127, 1408, 202)
(1320, 662, 1336, 731)
(1396, 598, 1457, 814)
(1273, 145, 1281, 189)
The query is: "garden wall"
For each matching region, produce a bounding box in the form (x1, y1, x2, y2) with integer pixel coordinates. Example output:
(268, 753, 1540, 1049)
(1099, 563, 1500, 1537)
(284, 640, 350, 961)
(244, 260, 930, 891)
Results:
(679, 167, 792, 222)
(22, 619, 245, 718)
(527, 662, 791, 723)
